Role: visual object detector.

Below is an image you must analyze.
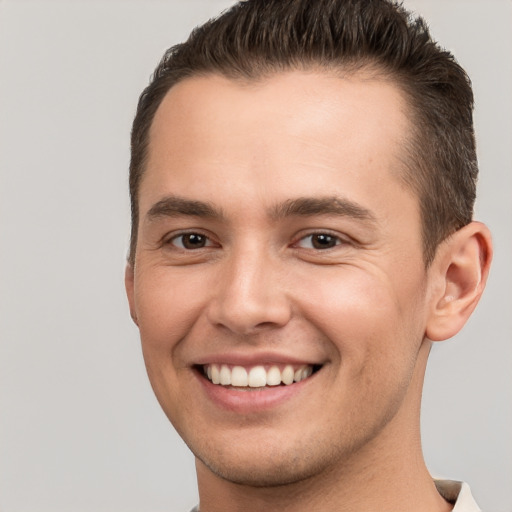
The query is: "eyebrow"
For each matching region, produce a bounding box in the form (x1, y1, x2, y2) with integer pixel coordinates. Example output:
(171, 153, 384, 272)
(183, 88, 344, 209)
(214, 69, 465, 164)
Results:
(146, 195, 224, 220)
(145, 194, 376, 224)
(270, 196, 377, 223)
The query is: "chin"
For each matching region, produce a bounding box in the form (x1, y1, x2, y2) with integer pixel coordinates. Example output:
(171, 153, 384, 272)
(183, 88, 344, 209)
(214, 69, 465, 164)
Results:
(199, 452, 324, 488)
(190, 430, 347, 488)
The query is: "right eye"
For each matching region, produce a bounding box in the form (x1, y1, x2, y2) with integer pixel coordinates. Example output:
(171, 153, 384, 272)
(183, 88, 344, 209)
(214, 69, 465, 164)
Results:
(169, 233, 214, 250)
(295, 232, 342, 250)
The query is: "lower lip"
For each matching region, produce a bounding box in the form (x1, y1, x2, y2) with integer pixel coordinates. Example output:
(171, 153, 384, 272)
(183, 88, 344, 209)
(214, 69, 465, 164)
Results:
(195, 370, 317, 413)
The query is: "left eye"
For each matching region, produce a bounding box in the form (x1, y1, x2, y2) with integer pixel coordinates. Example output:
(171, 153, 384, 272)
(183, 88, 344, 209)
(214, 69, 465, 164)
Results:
(296, 233, 341, 250)
(170, 233, 213, 250)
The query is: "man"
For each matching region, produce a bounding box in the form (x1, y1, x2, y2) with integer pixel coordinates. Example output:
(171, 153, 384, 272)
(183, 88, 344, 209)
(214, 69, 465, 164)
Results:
(125, 1, 492, 510)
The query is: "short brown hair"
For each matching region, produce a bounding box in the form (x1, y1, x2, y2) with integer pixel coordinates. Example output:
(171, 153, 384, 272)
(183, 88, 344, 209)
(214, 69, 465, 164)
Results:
(129, 0, 477, 266)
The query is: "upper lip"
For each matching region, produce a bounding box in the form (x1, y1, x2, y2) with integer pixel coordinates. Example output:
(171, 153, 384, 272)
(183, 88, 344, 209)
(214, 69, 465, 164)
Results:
(192, 351, 325, 367)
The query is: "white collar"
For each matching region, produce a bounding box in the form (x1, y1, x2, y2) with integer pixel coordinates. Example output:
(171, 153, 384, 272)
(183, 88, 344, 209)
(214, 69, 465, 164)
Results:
(434, 480, 481, 512)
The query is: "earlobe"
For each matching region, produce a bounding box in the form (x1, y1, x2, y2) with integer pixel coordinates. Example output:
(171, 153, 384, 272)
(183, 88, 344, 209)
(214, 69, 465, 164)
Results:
(125, 263, 139, 326)
(425, 222, 492, 342)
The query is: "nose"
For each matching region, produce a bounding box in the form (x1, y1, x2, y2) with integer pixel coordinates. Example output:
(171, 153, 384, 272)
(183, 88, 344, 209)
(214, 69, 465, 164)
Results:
(206, 247, 292, 336)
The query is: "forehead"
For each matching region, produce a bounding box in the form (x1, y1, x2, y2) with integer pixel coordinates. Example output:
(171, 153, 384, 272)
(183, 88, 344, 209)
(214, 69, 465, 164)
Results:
(142, 70, 414, 216)
(149, 70, 410, 148)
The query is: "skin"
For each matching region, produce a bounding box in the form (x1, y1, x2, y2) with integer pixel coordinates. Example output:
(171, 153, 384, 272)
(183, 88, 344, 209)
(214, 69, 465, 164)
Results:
(126, 71, 492, 512)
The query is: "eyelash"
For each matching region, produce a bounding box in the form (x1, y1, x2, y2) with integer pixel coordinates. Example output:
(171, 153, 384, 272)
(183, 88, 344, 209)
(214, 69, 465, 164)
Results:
(166, 232, 216, 250)
(293, 232, 344, 250)
(165, 231, 346, 251)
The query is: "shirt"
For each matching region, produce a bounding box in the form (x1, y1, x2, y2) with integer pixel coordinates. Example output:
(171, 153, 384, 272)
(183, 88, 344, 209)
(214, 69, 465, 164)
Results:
(435, 480, 481, 511)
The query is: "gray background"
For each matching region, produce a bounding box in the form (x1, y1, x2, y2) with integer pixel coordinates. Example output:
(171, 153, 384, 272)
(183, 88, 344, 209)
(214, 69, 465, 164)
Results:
(0, 1, 510, 511)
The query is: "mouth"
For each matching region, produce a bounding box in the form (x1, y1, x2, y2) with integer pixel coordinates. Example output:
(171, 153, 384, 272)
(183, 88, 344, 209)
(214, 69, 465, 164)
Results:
(198, 363, 322, 390)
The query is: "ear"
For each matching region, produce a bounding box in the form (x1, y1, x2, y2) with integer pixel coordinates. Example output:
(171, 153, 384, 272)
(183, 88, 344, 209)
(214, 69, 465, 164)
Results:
(425, 221, 492, 342)
(125, 263, 139, 326)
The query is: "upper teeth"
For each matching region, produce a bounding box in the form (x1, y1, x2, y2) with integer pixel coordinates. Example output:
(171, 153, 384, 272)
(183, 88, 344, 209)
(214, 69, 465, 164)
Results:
(204, 364, 313, 387)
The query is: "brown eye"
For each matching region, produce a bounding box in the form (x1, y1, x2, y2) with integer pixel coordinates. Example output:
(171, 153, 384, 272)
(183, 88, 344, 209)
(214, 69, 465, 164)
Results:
(297, 233, 341, 250)
(172, 233, 210, 249)
(311, 234, 338, 249)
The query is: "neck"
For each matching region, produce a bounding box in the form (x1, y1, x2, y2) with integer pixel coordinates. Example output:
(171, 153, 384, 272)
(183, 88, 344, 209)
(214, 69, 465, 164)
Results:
(195, 340, 452, 512)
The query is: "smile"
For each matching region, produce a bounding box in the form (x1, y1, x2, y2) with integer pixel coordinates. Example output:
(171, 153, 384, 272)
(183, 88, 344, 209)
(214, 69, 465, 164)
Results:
(202, 363, 317, 388)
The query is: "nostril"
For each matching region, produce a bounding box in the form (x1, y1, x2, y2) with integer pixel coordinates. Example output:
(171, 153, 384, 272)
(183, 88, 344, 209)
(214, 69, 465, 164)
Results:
(254, 321, 280, 330)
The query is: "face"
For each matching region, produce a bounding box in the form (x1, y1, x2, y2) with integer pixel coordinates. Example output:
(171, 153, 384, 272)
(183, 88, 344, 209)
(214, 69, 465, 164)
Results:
(126, 71, 435, 486)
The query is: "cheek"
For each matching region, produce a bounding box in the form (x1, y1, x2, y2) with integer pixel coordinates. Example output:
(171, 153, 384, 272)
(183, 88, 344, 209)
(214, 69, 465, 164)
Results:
(134, 269, 209, 423)
(295, 264, 427, 367)
(134, 267, 209, 350)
